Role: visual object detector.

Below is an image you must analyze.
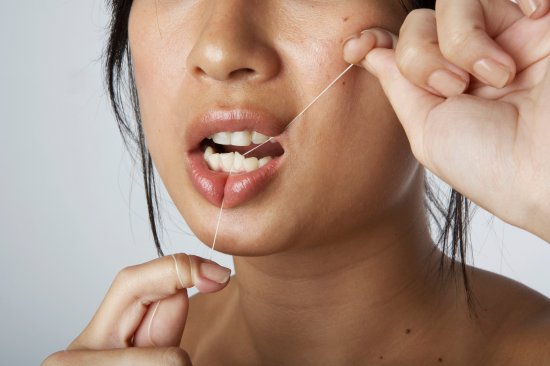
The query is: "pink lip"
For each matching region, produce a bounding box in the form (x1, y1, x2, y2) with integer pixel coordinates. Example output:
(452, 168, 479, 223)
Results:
(185, 109, 287, 151)
(185, 108, 287, 208)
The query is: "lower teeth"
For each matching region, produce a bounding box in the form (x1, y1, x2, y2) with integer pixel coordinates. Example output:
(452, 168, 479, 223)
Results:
(203, 147, 273, 173)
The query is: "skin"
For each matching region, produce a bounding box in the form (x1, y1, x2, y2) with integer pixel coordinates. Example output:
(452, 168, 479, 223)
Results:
(43, 0, 550, 365)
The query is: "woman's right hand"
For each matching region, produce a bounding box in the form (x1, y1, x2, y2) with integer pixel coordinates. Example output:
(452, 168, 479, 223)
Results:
(42, 254, 231, 365)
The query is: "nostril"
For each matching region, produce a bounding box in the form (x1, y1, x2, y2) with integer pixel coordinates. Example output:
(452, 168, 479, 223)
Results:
(228, 68, 256, 79)
(191, 66, 256, 81)
(193, 66, 207, 77)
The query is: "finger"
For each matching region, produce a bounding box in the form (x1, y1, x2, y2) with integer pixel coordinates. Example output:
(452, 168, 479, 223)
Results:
(72, 254, 231, 350)
(495, 11, 550, 72)
(396, 9, 470, 98)
(517, 0, 550, 19)
(343, 28, 397, 66)
(469, 12, 550, 99)
(43, 347, 192, 366)
(133, 291, 189, 347)
(436, 0, 522, 88)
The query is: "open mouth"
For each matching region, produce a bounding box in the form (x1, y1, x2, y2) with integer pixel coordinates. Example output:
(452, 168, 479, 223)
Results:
(185, 108, 288, 207)
(201, 130, 285, 174)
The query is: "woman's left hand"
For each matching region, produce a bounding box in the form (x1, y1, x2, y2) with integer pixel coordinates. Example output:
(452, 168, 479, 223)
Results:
(343, 0, 550, 242)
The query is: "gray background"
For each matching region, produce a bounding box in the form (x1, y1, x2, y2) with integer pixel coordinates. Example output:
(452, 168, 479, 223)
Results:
(1, 1, 548, 365)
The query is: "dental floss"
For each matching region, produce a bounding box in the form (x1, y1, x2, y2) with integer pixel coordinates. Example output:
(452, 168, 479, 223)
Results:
(147, 301, 161, 347)
(172, 254, 187, 288)
(207, 63, 355, 261)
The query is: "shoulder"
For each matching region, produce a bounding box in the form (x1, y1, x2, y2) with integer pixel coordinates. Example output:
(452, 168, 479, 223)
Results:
(485, 307, 550, 365)
(469, 267, 550, 365)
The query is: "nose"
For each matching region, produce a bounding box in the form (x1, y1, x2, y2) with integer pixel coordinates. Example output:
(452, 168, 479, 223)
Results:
(186, 2, 281, 83)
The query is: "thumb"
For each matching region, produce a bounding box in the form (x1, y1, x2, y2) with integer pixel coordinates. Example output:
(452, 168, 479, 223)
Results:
(359, 29, 445, 165)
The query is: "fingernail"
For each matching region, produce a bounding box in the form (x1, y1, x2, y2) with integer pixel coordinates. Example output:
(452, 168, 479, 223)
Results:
(519, 0, 540, 17)
(427, 69, 468, 97)
(200, 262, 231, 284)
(473, 58, 512, 89)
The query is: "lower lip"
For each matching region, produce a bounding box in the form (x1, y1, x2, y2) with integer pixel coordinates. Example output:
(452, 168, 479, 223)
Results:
(187, 149, 283, 208)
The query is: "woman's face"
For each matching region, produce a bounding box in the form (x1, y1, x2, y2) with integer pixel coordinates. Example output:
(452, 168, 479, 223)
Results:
(128, 0, 421, 256)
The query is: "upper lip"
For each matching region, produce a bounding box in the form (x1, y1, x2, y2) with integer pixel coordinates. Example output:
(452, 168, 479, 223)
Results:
(186, 107, 289, 152)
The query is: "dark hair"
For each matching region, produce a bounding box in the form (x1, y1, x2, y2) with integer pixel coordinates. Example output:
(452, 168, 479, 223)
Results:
(105, 0, 472, 304)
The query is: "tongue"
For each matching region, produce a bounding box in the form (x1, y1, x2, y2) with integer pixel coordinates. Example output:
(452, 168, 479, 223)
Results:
(224, 141, 284, 159)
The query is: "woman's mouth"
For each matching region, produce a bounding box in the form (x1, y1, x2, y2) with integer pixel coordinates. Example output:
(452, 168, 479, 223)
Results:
(186, 110, 287, 208)
(202, 131, 284, 173)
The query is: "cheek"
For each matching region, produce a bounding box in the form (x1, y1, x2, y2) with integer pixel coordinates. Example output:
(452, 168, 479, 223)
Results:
(293, 69, 419, 228)
(353, 78, 419, 201)
(129, 23, 192, 177)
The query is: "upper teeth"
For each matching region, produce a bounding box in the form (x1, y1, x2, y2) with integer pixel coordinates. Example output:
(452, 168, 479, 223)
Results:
(210, 131, 272, 146)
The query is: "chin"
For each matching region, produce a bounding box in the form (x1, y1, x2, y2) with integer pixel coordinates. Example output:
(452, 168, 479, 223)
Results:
(195, 222, 291, 257)
(175, 163, 299, 257)
(185, 200, 292, 259)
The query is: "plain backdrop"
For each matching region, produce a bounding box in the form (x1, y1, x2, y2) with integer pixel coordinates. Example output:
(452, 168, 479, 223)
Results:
(1, 1, 549, 365)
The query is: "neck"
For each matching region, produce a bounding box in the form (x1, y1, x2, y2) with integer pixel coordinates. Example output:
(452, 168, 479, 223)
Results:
(231, 187, 450, 365)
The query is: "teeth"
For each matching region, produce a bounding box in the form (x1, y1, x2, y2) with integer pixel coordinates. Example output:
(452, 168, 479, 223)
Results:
(233, 152, 245, 173)
(207, 154, 221, 171)
(243, 157, 259, 172)
(204, 146, 214, 160)
(220, 153, 235, 171)
(209, 130, 273, 146)
(259, 156, 272, 168)
(231, 131, 252, 146)
(251, 132, 270, 144)
(212, 132, 231, 145)
(203, 148, 273, 173)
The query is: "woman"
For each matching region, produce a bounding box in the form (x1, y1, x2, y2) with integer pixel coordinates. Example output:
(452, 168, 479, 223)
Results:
(44, 0, 550, 364)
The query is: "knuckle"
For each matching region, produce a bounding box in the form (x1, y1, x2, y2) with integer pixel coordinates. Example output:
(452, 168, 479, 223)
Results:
(171, 253, 190, 266)
(439, 28, 480, 61)
(172, 253, 193, 275)
(115, 265, 136, 285)
(395, 41, 426, 77)
(162, 347, 192, 366)
(406, 8, 434, 24)
(396, 10, 436, 80)
(400, 8, 434, 36)
(178, 257, 198, 290)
